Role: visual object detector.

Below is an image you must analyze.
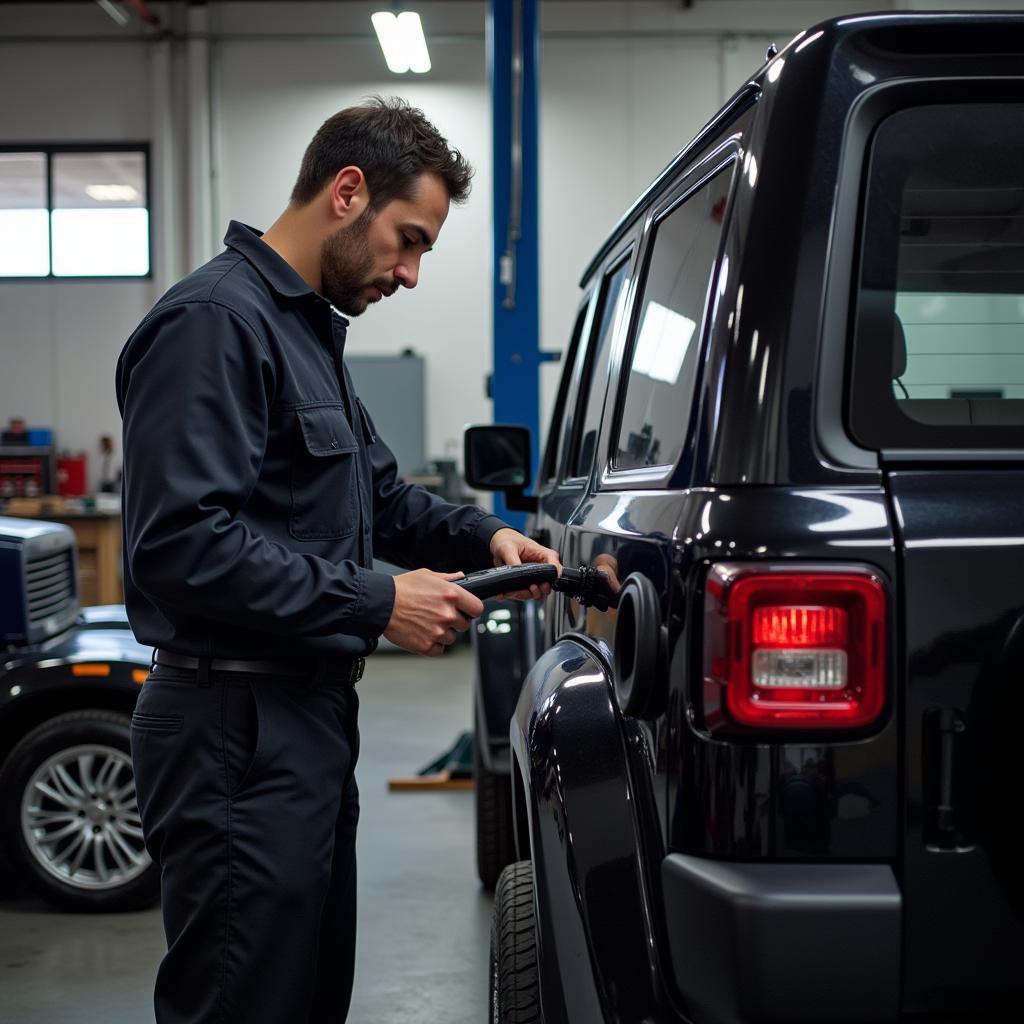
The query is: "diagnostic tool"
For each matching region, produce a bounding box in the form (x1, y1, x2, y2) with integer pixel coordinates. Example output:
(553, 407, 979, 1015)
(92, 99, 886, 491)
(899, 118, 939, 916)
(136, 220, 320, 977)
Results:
(456, 563, 611, 610)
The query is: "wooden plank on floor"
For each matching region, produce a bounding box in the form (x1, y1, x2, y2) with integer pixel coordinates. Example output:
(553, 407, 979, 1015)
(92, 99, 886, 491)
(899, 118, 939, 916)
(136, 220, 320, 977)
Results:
(387, 771, 474, 792)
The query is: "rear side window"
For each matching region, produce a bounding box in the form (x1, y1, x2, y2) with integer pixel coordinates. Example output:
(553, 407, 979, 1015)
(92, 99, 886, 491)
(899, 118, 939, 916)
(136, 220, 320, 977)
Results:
(541, 299, 590, 482)
(849, 103, 1024, 449)
(613, 166, 732, 472)
(568, 254, 631, 479)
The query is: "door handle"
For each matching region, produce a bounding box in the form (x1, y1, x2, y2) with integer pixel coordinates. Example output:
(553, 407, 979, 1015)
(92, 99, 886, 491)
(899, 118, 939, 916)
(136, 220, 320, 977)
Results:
(923, 707, 969, 850)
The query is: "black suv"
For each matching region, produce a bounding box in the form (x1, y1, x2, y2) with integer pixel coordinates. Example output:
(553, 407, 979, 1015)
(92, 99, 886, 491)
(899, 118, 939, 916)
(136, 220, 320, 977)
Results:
(0, 516, 156, 911)
(468, 12, 1024, 1023)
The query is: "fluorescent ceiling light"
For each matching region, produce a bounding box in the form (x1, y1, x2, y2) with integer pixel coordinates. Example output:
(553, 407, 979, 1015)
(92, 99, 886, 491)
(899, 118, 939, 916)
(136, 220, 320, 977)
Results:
(95, 0, 130, 28)
(85, 184, 140, 202)
(372, 11, 431, 74)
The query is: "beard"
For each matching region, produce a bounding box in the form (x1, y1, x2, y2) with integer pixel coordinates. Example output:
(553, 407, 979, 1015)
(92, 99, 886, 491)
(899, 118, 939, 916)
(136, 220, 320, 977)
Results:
(319, 211, 391, 316)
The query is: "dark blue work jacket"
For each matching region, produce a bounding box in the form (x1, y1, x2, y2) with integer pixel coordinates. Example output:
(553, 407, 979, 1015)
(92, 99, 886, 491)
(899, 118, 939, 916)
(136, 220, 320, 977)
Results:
(115, 221, 506, 659)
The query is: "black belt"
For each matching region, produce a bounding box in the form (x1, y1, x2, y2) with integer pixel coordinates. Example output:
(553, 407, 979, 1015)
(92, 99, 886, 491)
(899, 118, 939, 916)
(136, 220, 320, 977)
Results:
(153, 649, 365, 686)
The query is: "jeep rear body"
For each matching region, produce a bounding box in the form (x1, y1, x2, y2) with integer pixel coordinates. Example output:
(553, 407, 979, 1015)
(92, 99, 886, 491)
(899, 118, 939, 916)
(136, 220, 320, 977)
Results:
(505, 13, 1024, 1024)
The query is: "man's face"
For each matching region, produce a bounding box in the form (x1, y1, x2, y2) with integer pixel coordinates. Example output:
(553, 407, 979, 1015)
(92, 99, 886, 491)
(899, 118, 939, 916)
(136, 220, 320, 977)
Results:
(320, 171, 450, 316)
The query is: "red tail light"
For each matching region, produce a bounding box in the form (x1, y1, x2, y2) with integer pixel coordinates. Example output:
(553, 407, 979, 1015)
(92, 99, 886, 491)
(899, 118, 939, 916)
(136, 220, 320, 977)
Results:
(703, 565, 887, 731)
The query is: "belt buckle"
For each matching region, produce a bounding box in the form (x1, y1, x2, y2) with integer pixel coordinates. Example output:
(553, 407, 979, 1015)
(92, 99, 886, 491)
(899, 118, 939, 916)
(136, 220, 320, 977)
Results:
(350, 657, 365, 686)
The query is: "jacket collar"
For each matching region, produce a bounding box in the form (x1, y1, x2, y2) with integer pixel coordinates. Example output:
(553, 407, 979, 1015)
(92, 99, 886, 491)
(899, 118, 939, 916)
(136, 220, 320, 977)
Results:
(223, 220, 316, 301)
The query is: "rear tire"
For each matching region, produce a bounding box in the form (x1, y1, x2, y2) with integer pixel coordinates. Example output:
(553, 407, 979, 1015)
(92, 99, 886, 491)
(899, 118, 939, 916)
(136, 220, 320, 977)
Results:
(475, 730, 516, 891)
(489, 860, 540, 1023)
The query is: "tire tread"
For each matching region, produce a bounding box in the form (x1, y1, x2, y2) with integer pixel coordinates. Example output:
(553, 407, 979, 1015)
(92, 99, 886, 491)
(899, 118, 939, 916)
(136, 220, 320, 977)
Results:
(489, 860, 540, 1023)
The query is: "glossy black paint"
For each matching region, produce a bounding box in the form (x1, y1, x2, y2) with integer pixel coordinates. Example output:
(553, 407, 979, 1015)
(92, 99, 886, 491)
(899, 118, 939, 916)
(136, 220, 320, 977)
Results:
(669, 488, 899, 862)
(479, 11, 1024, 1022)
(511, 640, 681, 1023)
(0, 612, 151, 763)
(889, 471, 1024, 1011)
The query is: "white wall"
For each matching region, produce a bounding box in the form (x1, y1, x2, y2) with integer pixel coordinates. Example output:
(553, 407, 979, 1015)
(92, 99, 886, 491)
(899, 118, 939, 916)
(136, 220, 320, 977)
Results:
(5, 0, 1006, 486)
(213, 19, 492, 465)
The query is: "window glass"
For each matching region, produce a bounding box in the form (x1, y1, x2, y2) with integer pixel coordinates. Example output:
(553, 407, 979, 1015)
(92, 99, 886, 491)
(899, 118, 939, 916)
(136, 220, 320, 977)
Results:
(614, 167, 731, 471)
(0, 153, 49, 277)
(52, 152, 149, 277)
(851, 104, 1024, 447)
(569, 256, 630, 478)
(541, 299, 590, 481)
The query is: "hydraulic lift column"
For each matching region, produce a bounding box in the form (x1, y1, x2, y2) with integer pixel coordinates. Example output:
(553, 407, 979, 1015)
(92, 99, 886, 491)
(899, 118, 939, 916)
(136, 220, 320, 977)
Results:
(489, 0, 554, 529)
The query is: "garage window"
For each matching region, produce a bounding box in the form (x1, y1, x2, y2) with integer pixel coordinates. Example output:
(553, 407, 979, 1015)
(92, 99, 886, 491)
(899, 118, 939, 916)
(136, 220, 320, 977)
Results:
(849, 104, 1024, 449)
(0, 146, 150, 279)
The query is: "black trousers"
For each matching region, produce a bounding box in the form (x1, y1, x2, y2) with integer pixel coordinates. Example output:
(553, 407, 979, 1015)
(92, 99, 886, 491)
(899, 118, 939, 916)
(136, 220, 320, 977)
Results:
(131, 664, 360, 1024)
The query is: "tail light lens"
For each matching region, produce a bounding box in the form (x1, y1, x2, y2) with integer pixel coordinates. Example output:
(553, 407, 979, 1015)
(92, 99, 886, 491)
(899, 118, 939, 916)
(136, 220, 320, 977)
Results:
(703, 565, 887, 731)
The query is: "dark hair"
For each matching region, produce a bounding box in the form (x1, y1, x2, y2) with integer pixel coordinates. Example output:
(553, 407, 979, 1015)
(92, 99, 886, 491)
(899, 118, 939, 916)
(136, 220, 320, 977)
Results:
(290, 96, 473, 209)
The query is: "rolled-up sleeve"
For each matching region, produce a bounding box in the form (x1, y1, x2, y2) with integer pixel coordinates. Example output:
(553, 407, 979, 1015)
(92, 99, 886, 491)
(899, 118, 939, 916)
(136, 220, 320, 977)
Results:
(117, 302, 395, 639)
(357, 399, 509, 572)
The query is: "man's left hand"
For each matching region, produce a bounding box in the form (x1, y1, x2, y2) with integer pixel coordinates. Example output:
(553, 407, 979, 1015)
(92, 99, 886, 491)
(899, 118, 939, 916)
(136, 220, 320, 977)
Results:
(489, 528, 562, 601)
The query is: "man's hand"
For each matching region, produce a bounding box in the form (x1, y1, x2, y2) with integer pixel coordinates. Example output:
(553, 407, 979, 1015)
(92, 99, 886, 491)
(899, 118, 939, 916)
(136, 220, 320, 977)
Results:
(383, 569, 485, 657)
(489, 528, 562, 600)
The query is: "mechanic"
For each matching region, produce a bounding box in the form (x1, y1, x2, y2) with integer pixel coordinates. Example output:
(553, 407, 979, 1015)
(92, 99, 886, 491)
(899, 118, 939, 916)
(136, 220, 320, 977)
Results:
(115, 97, 559, 1024)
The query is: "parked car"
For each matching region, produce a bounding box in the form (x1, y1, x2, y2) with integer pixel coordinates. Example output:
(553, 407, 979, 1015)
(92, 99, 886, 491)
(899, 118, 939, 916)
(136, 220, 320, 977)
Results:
(0, 516, 156, 911)
(469, 11, 1024, 1023)
(471, 596, 542, 889)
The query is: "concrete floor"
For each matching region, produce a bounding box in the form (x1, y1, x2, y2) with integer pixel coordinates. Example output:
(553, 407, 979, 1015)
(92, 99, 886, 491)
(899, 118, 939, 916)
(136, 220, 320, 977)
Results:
(0, 646, 491, 1024)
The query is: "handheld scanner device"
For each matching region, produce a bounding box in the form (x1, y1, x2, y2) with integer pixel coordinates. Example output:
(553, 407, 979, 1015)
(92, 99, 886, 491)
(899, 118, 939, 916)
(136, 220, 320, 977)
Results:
(455, 563, 611, 610)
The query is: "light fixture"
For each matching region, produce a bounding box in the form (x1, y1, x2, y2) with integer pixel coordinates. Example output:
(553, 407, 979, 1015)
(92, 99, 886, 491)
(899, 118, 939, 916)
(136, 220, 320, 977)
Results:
(371, 10, 431, 74)
(85, 184, 140, 202)
(96, 0, 130, 28)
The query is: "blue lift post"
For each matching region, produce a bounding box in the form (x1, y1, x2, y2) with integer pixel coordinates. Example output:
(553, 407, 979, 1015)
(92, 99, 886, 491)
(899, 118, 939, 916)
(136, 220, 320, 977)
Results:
(395, 0, 546, 788)
(488, 0, 554, 528)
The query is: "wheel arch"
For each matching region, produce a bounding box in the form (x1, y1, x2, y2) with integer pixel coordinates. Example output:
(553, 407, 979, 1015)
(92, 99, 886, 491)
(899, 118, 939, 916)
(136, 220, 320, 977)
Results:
(0, 675, 140, 770)
(510, 637, 666, 1023)
(511, 746, 530, 862)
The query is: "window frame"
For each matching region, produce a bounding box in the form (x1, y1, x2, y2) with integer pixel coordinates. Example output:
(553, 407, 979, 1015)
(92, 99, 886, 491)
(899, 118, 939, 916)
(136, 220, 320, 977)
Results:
(540, 292, 595, 485)
(817, 79, 1024, 471)
(561, 244, 636, 485)
(601, 151, 738, 491)
(847, 99, 1024, 455)
(0, 141, 153, 282)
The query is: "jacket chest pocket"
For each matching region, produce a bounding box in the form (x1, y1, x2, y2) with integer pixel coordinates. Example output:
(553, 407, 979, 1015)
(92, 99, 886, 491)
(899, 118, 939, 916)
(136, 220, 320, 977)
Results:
(355, 398, 377, 445)
(289, 404, 360, 541)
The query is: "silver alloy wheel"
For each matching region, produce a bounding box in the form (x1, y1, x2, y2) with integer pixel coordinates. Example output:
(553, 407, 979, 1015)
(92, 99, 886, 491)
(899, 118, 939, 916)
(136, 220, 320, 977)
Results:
(20, 743, 151, 891)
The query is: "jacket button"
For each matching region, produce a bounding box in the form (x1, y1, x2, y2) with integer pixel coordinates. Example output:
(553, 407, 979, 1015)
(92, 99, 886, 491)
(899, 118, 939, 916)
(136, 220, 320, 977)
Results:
(330, 438, 339, 448)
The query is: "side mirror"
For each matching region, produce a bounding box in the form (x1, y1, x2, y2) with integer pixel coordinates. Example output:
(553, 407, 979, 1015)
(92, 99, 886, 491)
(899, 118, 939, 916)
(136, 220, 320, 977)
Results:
(463, 424, 536, 512)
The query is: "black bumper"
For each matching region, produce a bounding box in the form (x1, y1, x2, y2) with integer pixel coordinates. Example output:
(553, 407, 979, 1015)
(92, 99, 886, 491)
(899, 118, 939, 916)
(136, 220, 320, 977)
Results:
(661, 855, 901, 1023)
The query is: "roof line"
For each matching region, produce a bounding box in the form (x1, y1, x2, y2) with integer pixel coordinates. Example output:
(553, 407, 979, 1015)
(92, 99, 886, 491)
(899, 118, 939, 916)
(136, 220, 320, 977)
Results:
(580, 81, 761, 286)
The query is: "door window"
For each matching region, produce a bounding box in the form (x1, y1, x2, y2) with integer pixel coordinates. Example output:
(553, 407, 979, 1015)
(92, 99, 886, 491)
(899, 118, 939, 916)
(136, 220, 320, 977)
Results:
(541, 298, 591, 482)
(612, 167, 732, 472)
(849, 103, 1024, 449)
(568, 254, 631, 480)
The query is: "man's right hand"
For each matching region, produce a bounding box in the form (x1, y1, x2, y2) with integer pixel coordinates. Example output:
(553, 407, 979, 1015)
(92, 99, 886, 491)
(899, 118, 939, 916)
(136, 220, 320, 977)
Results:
(383, 569, 485, 656)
